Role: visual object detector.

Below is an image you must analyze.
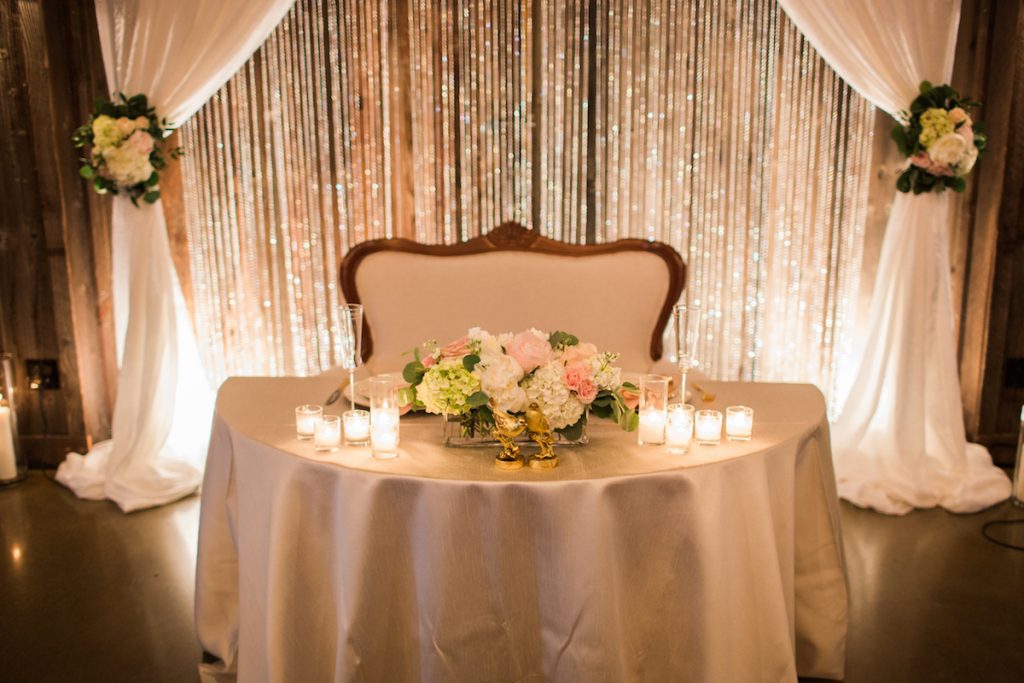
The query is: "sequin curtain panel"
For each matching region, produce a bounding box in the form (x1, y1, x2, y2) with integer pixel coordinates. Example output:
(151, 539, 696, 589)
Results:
(180, 0, 873, 401)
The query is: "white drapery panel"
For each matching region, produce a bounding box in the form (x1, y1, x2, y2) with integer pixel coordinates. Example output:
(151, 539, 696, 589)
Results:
(777, 0, 1010, 514)
(56, 0, 296, 512)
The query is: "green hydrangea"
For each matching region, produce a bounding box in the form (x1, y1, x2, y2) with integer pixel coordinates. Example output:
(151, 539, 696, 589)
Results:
(417, 360, 480, 415)
(918, 108, 954, 148)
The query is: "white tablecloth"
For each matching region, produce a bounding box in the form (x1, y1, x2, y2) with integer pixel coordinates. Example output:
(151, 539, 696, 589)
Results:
(195, 376, 848, 682)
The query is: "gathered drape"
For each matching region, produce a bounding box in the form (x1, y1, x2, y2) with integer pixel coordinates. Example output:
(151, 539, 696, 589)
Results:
(776, 0, 1010, 514)
(56, 0, 297, 512)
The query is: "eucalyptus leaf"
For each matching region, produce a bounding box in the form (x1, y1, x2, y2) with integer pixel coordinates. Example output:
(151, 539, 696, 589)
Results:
(463, 354, 480, 372)
(466, 391, 489, 408)
(79, 165, 95, 179)
(402, 360, 425, 384)
(143, 190, 161, 204)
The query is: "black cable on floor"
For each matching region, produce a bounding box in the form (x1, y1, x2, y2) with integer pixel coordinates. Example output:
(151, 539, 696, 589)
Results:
(981, 518, 1024, 551)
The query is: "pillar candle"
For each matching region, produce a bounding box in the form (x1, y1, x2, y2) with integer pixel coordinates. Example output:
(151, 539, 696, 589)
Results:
(0, 406, 17, 481)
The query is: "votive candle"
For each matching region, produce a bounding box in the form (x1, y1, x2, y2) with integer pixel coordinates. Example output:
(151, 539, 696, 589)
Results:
(695, 409, 723, 446)
(343, 409, 370, 445)
(295, 405, 322, 440)
(666, 404, 694, 454)
(638, 409, 667, 445)
(726, 406, 754, 442)
(314, 414, 342, 451)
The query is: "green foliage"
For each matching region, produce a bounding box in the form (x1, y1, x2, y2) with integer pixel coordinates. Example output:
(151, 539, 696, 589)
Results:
(403, 358, 427, 385)
(548, 331, 579, 350)
(466, 391, 489, 408)
(462, 354, 480, 372)
(556, 412, 587, 441)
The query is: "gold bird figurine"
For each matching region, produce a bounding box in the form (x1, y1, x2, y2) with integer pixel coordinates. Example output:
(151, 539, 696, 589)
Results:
(491, 407, 527, 470)
(525, 402, 558, 469)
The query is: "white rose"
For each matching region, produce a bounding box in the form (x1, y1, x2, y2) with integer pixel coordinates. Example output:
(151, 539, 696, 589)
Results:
(954, 144, 979, 177)
(476, 354, 527, 413)
(928, 132, 969, 167)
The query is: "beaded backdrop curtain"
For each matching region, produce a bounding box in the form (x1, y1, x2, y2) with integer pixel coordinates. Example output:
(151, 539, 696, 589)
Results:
(180, 0, 873, 400)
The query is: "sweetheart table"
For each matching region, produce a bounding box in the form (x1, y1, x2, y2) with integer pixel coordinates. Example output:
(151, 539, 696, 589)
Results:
(195, 375, 848, 682)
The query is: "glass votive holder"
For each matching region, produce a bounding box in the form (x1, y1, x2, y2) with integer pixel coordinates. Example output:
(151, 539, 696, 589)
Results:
(637, 374, 670, 446)
(343, 409, 370, 446)
(295, 404, 322, 440)
(726, 405, 754, 442)
(369, 375, 400, 459)
(314, 414, 342, 452)
(665, 403, 695, 454)
(695, 409, 723, 446)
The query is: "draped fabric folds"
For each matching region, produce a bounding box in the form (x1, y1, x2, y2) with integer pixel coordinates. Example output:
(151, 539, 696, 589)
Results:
(777, 0, 1010, 514)
(55, 0, 297, 512)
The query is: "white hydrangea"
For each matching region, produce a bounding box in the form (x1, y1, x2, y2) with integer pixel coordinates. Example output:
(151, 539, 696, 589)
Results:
(523, 360, 584, 429)
(102, 145, 154, 186)
(590, 353, 622, 391)
(468, 327, 504, 358)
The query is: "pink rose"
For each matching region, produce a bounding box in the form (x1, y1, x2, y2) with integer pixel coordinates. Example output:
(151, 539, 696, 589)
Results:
(620, 387, 640, 411)
(576, 378, 598, 404)
(910, 152, 953, 177)
(422, 355, 436, 368)
(948, 107, 969, 125)
(910, 152, 931, 169)
(561, 342, 598, 365)
(440, 335, 471, 359)
(506, 331, 553, 373)
(956, 121, 974, 144)
(563, 362, 592, 391)
(126, 130, 155, 156)
(115, 116, 136, 137)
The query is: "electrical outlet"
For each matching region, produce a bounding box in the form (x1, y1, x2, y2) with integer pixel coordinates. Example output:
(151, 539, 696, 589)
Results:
(25, 359, 60, 390)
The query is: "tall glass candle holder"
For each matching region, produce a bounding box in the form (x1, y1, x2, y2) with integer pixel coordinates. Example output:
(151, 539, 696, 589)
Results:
(0, 353, 25, 485)
(637, 374, 670, 446)
(666, 404, 695, 454)
(725, 406, 754, 442)
(695, 409, 723, 446)
(369, 375, 400, 459)
(295, 405, 322, 440)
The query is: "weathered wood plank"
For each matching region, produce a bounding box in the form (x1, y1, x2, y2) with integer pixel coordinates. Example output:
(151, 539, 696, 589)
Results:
(956, 0, 1020, 443)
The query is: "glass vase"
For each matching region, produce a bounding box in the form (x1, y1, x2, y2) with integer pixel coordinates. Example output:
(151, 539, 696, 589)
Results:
(442, 413, 588, 447)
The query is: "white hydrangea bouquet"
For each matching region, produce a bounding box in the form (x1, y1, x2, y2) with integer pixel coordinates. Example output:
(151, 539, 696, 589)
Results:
(73, 93, 181, 205)
(401, 328, 639, 442)
(892, 81, 986, 194)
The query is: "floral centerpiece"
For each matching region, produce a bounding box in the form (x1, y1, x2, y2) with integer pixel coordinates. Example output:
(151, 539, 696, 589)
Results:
(401, 328, 639, 443)
(892, 81, 986, 194)
(73, 93, 181, 205)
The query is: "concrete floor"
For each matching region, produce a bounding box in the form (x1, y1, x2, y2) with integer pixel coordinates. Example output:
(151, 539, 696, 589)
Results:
(1, 471, 1022, 683)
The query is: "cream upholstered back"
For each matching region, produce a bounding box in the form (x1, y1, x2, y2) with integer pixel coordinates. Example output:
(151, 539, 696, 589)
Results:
(342, 224, 685, 374)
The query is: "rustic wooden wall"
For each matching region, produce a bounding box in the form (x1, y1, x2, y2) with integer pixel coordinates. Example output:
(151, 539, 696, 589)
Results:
(950, 0, 1024, 463)
(0, 0, 112, 467)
